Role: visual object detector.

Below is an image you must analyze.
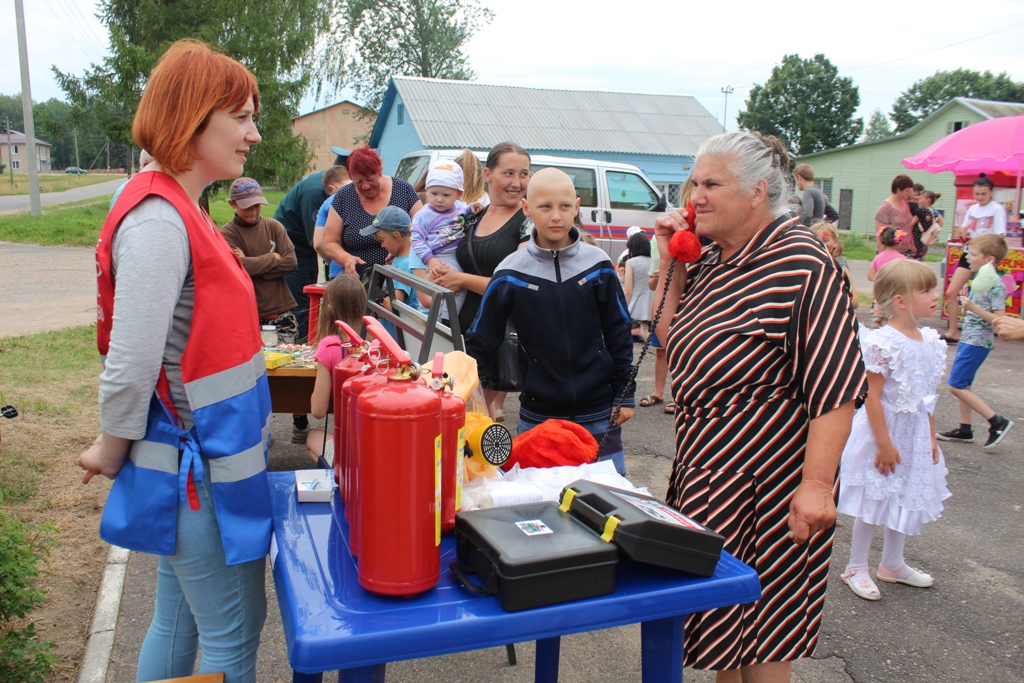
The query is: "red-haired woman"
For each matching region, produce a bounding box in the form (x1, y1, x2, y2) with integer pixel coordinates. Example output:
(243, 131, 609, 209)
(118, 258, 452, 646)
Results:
(320, 147, 423, 281)
(77, 39, 271, 683)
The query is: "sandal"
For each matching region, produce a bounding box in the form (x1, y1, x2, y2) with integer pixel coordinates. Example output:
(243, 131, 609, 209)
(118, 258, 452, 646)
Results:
(877, 564, 933, 588)
(664, 402, 677, 415)
(639, 395, 664, 408)
(841, 569, 881, 601)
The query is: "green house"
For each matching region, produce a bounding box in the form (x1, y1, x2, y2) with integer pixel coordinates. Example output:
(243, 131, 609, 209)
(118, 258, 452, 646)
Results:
(795, 98, 1024, 238)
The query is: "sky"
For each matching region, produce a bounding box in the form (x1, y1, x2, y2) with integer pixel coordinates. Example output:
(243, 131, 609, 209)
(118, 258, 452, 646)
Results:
(3, 0, 1024, 133)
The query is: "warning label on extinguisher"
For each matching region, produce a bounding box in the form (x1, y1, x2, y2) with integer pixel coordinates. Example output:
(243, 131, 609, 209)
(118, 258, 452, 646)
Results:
(434, 434, 442, 547)
(455, 427, 465, 511)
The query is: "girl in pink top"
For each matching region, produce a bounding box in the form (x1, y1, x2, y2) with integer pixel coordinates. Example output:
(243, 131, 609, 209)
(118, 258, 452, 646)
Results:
(305, 275, 367, 465)
(868, 227, 908, 281)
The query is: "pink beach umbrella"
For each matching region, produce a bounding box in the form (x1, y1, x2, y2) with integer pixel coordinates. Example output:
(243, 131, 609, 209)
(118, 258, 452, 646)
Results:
(903, 114, 1024, 214)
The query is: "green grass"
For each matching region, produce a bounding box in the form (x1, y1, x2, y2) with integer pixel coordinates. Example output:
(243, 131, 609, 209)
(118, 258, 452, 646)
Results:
(0, 201, 113, 246)
(0, 326, 99, 504)
(0, 188, 288, 248)
(841, 232, 944, 263)
(0, 172, 125, 196)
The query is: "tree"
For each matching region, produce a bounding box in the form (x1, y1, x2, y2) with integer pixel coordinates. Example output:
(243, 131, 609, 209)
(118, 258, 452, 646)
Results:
(863, 108, 895, 142)
(737, 53, 863, 156)
(890, 69, 1024, 132)
(0, 94, 113, 170)
(54, 0, 331, 186)
(319, 0, 494, 112)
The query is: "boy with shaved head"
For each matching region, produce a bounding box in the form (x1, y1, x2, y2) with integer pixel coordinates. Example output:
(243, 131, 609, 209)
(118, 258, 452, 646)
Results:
(465, 168, 636, 474)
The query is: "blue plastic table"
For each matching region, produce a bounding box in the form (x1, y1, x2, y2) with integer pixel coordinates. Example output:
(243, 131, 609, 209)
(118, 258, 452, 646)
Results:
(268, 472, 761, 683)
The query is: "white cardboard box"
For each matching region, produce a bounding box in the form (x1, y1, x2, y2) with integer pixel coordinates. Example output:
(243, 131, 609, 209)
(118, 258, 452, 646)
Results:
(295, 469, 336, 503)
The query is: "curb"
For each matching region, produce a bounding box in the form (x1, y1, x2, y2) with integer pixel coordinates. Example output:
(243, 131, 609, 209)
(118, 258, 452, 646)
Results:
(78, 545, 130, 683)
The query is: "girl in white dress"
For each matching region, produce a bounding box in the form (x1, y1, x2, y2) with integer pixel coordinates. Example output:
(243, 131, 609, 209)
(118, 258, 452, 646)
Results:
(839, 259, 951, 600)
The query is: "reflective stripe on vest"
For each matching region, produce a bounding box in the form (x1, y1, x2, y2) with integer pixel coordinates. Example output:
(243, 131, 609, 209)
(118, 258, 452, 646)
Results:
(208, 440, 266, 483)
(185, 350, 265, 411)
(129, 440, 178, 474)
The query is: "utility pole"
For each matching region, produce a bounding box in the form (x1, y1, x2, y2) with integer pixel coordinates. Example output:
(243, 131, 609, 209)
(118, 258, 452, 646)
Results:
(73, 128, 81, 171)
(14, 0, 41, 215)
(721, 85, 734, 133)
(5, 117, 12, 187)
(106, 137, 110, 172)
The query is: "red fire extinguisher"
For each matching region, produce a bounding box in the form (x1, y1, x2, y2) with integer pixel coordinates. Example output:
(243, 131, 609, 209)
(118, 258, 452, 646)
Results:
(355, 318, 441, 596)
(331, 321, 375, 492)
(342, 346, 391, 556)
(431, 355, 466, 534)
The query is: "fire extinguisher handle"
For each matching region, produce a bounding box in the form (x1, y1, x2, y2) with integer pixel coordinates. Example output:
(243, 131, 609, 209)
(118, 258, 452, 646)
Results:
(362, 316, 411, 366)
(335, 320, 367, 348)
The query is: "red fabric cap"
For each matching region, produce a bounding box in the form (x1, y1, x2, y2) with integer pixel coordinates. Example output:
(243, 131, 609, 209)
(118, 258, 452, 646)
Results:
(505, 419, 598, 470)
(668, 228, 702, 263)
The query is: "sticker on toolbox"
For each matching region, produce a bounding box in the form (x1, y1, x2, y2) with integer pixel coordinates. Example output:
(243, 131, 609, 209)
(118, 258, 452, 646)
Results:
(611, 491, 704, 529)
(515, 519, 554, 536)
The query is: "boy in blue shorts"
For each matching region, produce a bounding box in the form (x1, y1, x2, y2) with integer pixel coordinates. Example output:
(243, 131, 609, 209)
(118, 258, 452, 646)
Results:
(937, 233, 1012, 448)
(465, 168, 635, 474)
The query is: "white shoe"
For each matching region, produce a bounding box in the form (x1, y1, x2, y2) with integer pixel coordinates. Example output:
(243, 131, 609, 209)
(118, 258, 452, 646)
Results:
(493, 409, 505, 423)
(841, 569, 881, 601)
(877, 564, 933, 588)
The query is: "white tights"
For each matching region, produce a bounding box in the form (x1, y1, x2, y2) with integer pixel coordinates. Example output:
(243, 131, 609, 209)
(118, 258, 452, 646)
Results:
(847, 517, 907, 573)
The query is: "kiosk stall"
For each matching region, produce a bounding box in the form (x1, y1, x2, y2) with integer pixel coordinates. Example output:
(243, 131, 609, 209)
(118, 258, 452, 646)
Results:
(943, 172, 1023, 320)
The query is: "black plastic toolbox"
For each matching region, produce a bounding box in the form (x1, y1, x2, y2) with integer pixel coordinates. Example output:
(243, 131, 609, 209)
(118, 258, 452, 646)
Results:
(453, 502, 618, 612)
(558, 480, 725, 577)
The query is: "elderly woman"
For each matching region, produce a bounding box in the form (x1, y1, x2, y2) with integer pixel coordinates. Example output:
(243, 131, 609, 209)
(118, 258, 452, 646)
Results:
(320, 147, 422, 281)
(78, 40, 271, 682)
(653, 131, 866, 683)
(875, 174, 918, 257)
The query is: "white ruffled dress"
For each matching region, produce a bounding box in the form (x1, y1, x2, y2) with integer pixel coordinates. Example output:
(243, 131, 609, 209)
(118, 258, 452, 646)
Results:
(838, 325, 951, 535)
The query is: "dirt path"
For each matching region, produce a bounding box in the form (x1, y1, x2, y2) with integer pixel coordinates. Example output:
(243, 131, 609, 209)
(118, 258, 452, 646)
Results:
(0, 241, 96, 338)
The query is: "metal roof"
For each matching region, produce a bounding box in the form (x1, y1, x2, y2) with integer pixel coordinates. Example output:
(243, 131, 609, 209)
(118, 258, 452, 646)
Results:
(798, 97, 1024, 160)
(0, 129, 51, 147)
(388, 77, 722, 157)
(958, 98, 1024, 120)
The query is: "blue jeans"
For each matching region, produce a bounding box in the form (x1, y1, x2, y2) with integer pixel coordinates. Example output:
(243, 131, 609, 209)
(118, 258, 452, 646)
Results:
(136, 463, 267, 683)
(517, 414, 627, 476)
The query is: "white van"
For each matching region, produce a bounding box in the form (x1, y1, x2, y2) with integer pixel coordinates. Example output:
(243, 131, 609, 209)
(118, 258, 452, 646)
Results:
(393, 149, 670, 257)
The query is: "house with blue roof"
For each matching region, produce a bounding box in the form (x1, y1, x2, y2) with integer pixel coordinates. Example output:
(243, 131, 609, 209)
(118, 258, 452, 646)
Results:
(369, 76, 723, 201)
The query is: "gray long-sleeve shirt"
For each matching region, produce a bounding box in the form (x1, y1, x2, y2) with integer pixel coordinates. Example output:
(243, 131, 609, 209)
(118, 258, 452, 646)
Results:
(800, 185, 826, 226)
(99, 197, 195, 439)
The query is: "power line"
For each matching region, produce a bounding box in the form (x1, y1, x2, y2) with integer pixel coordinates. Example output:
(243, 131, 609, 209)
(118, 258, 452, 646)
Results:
(58, 0, 109, 59)
(40, 0, 105, 63)
(51, 0, 107, 59)
(842, 19, 1024, 73)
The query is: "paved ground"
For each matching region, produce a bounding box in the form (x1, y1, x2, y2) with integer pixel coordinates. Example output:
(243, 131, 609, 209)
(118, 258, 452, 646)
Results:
(0, 242, 96, 337)
(7, 244, 1021, 681)
(0, 178, 124, 214)
(102, 316, 1023, 683)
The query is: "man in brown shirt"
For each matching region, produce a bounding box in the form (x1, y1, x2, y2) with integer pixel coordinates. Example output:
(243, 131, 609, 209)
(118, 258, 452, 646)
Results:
(221, 178, 309, 440)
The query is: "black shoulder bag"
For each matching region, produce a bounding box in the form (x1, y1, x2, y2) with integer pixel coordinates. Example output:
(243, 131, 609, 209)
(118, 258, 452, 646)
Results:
(463, 221, 524, 392)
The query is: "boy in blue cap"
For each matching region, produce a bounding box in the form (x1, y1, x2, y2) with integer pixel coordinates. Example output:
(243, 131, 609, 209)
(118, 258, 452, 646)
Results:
(360, 206, 427, 312)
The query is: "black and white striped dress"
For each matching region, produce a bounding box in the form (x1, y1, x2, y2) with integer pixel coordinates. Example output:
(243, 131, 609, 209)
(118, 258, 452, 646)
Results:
(666, 215, 866, 670)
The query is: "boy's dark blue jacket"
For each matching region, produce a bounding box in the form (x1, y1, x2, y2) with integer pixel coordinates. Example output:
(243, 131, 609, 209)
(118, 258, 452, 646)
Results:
(465, 227, 635, 422)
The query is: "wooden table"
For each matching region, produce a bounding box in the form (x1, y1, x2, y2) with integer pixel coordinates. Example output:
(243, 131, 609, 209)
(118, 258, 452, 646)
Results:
(266, 366, 317, 414)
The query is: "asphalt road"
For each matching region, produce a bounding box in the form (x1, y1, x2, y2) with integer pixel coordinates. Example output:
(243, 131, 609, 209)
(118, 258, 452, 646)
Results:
(0, 241, 97, 338)
(6, 243, 1019, 682)
(105, 307, 1023, 683)
(0, 177, 124, 214)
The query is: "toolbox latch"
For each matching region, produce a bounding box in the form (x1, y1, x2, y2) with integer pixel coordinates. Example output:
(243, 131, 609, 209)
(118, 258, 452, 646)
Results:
(600, 516, 622, 543)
